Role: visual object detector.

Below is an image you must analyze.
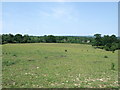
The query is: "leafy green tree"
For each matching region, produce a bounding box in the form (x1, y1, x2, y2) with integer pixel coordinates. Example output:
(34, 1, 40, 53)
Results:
(93, 34, 102, 46)
(110, 35, 117, 43)
(102, 35, 110, 46)
(45, 35, 56, 43)
(23, 34, 31, 43)
(110, 43, 118, 53)
(2, 34, 14, 43)
(14, 34, 23, 43)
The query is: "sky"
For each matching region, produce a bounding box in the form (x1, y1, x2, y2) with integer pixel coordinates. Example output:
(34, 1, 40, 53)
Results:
(2, 2, 118, 36)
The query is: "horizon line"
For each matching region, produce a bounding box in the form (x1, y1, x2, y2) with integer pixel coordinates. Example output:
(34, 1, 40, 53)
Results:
(1, 33, 118, 37)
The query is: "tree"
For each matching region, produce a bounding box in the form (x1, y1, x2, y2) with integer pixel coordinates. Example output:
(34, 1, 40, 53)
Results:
(14, 34, 23, 43)
(102, 35, 110, 46)
(23, 34, 31, 43)
(93, 34, 102, 46)
(110, 35, 117, 43)
(110, 43, 118, 53)
(2, 34, 14, 43)
(44, 35, 56, 43)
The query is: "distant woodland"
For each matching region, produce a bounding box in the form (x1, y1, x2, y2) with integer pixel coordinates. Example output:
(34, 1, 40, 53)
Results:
(1, 34, 120, 52)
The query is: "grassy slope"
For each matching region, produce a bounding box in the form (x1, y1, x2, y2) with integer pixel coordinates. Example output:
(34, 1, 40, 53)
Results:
(2, 43, 118, 88)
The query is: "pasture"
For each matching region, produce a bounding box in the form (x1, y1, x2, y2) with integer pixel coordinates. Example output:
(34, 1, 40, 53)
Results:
(2, 43, 118, 88)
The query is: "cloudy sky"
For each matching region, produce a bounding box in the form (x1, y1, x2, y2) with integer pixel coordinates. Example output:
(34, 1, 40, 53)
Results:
(2, 2, 118, 36)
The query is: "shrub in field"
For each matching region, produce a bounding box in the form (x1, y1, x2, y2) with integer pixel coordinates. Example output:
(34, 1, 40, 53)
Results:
(111, 63, 115, 70)
(12, 54, 17, 57)
(104, 55, 108, 58)
(28, 59, 35, 61)
(65, 50, 67, 52)
(3, 61, 16, 66)
(45, 57, 48, 59)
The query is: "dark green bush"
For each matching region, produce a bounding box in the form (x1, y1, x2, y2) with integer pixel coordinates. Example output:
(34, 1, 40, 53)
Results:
(13, 54, 17, 57)
(111, 63, 115, 70)
(104, 55, 108, 58)
(3, 61, 16, 66)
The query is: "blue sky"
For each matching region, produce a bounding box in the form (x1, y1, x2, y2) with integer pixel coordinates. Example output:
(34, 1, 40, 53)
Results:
(2, 2, 118, 36)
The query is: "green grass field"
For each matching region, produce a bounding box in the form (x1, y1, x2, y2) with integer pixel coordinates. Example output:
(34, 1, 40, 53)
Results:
(2, 43, 118, 88)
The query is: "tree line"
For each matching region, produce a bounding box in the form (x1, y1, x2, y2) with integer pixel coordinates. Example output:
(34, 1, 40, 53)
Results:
(92, 34, 120, 52)
(1, 34, 93, 44)
(1, 33, 120, 52)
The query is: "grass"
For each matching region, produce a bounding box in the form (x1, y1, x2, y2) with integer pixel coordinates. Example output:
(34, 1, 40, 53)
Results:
(2, 43, 118, 88)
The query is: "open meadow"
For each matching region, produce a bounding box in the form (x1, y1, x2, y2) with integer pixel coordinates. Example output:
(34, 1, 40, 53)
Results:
(2, 43, 118, 88)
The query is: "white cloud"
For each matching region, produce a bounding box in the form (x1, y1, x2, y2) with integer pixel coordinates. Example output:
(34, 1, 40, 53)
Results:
(39, 4, 79, 23)
(51, 6, 78, 21)
(40, 7, 69, 18)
